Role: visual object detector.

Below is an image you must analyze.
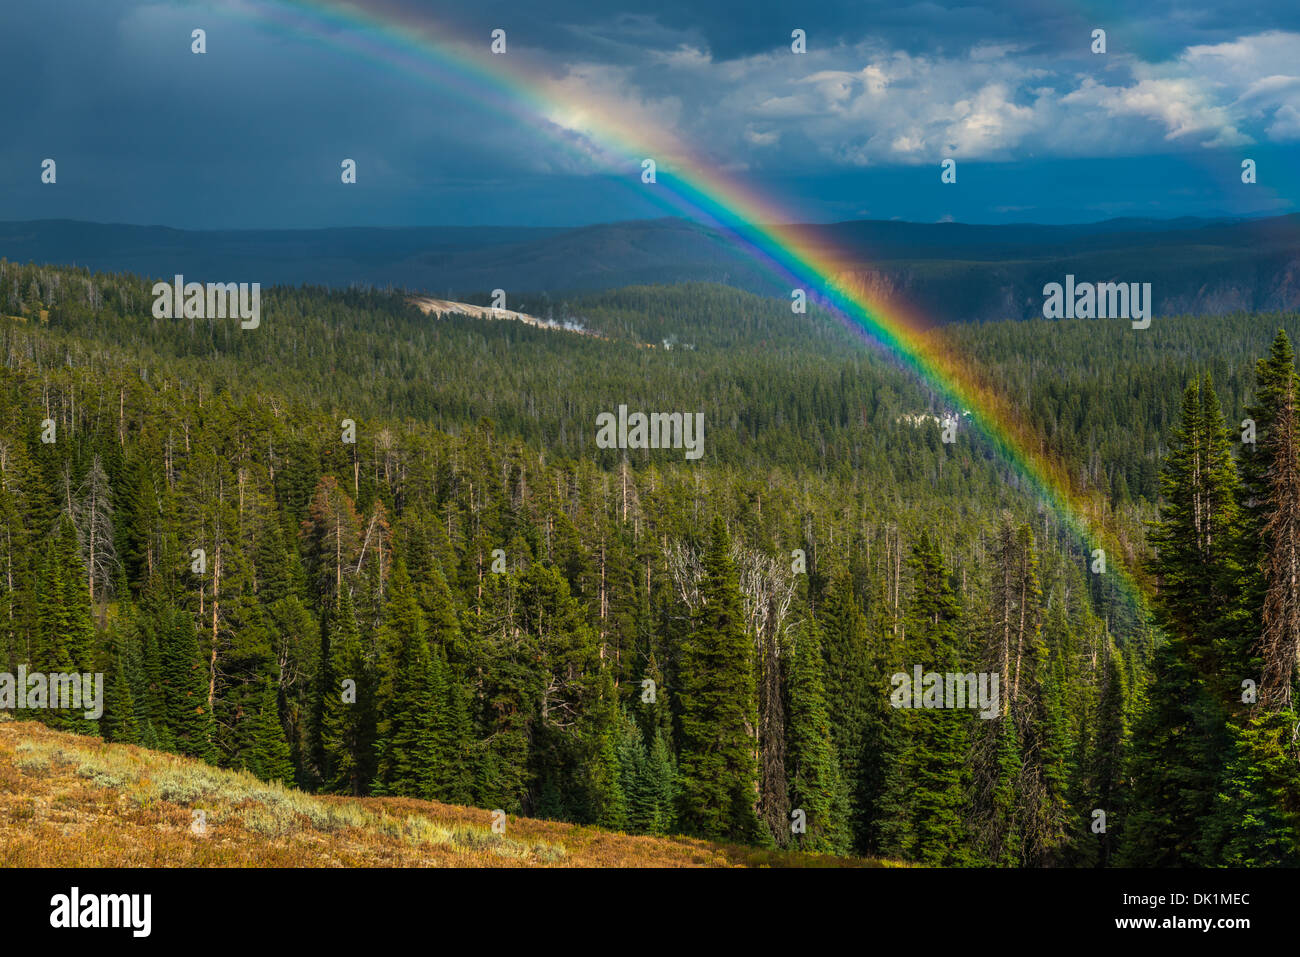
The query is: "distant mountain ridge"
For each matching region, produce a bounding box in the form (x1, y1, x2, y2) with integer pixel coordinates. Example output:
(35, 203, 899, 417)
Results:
(2, 214, 1298, 322)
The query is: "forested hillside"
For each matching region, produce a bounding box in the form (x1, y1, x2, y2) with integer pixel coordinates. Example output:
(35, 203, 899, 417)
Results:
(5, 215, 1299, 322)
(2, 259, 1298, 864)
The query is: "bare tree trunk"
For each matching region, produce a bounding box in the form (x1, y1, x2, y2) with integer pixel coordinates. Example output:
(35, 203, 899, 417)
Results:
(598, 540, 607, 656)
(1261, 391, 1300, 709)
(209, 538, 221, 710)
(87, 481, 95, 604)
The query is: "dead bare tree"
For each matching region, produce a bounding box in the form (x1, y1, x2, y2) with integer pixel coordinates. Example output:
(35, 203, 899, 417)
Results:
(71, 454, 117, 604)
(1260, 390, 1300, 710)
(742, 548, 797, 843)
(664, 539, 703, 614)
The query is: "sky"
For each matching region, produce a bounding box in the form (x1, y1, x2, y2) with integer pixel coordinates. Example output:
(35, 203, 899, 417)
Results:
(1, 0, 1298, 228)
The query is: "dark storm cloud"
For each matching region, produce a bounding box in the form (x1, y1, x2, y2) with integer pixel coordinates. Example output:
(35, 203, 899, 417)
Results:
(0, 0, 1296, 227)
(403, 0, 1300, 59)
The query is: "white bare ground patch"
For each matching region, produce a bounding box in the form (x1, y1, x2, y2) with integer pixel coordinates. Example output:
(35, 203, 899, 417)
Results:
(408, 296, 602, 338)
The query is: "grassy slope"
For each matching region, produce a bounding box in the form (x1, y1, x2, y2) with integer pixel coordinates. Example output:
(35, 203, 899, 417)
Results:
(0, 718, 892, 868)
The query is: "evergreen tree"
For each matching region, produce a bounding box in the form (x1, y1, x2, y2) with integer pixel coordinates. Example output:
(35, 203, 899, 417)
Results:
(619, 715, 655, 834)
(1149, 376, 1247, 689)
(243, 678, 294, 785)
(474, 571, 540, 813)
(817, 568, 875, 850)
(971, 716, 1022, 866)
(1240, 330, 1298, 638)
(879, 532, 973, 865)
(585, 670, 629, 830)
(1016, 625, 1073, 866)
(1216, 709, 1300, 865)
(785, 618, 853, 854)
(374, 563, 434, 796)
(35, 516, 98, 732)
(643, 728, 678, 836)
(425, 646, 475, 804)
(103, 648, 141, 745)
(676, 517, 761, 843)
(1124, 377, 1242, 865)
(320, 588, 373, 795)
(1086, 639, 1128, 867)
(156, 608, 215, 761)
(1218, 334, 1300, 861)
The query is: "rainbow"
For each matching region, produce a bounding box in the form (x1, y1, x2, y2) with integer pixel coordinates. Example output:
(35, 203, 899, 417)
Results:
(235, 0, 1150, 607)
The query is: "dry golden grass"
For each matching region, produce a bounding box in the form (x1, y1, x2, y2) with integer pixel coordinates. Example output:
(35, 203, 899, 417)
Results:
(0, 718, 897, 868)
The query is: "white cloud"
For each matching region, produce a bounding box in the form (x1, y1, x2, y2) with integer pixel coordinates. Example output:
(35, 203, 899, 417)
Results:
(535, 28, 1300, 171)
(1063, 76, 1251, 146)
(1269, 104, 1300, 140)
(649, 44, 712, 70)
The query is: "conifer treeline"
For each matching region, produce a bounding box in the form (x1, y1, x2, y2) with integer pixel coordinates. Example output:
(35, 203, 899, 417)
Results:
(1121, 331, 1300, 865)
(11, 264, 1300, 863)
(0, 401, 1121, 860)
